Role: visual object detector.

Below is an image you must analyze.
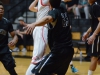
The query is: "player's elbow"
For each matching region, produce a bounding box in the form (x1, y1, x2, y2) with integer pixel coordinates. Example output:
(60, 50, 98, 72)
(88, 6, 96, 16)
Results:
(29, 7, 32, 11)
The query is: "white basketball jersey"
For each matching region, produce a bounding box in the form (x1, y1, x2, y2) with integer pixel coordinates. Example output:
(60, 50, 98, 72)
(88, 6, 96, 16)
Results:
(36, 0, 49, 21)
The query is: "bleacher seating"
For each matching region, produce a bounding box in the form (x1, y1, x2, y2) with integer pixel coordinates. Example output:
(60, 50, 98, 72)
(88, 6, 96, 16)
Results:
(4, 0, 33, 23)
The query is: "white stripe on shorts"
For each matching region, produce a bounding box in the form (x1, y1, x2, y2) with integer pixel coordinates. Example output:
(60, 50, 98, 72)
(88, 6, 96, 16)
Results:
(97, 36, 99, 52)
(39, 54, 52, 73)
(92, 41, 94, 53)
(92, 36, 99, 53)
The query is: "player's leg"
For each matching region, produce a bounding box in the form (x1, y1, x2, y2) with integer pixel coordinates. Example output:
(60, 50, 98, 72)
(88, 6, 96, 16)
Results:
(88, 56, 98, 75)
(70, 61, 78, 73)
(1, 47, 17, 75)
(26, 64, 36, 75)
(32, 27, 48, 64)
(26, 27, 48, 75)
(88, 36, 100, 75)
(97, 56, 100, 65)
(32, 47, 74, 75)
(56, 48, 74, 75)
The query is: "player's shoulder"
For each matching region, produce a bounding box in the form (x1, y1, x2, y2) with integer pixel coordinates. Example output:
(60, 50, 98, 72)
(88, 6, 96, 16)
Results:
(3, 17, 10, 22)
(2, 17, 11, 24)
(93, 2, 100, 7)
(40, 0, 49, 6)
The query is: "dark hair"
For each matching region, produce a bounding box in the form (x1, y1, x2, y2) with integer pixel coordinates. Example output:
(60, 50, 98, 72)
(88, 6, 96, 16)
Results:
(0, 1, 3, 6)
(49, 0, 61, 8)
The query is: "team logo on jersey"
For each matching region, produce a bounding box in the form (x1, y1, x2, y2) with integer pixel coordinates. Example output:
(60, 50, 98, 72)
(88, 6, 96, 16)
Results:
(0, 29, 7, 35)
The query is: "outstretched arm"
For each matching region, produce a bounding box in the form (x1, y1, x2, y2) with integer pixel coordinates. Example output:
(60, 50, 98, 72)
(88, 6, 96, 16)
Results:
(25, 15, 53, 34)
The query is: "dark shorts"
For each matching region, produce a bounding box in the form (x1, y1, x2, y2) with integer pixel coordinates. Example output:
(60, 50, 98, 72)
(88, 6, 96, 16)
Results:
(89, 36, 100, 57)
(32, 47, 74, 75)
(0, 46, 16, 70)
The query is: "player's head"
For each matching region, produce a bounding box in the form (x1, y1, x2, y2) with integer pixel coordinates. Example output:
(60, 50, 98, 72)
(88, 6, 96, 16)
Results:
(49, 0, 61, 8)
(88, 0, 96, 4)
(62, 0, 72, 2)
(0, 1, 4, 16)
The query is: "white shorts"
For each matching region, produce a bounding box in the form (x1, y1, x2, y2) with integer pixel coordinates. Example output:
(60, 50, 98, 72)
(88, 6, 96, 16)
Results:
(32, 26, 48, 58)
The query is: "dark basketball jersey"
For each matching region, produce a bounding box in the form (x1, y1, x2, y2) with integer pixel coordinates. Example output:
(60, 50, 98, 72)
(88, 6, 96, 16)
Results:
(0, 17, 13, 54)
(48, 1, 73, 53)
(89, 2, 100, 35)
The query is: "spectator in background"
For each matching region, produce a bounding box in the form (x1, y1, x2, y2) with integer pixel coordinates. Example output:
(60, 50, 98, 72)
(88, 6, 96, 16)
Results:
(75, 0, 90, 19)
(66, 0, 79, 18)
(12, 17, 32, 53)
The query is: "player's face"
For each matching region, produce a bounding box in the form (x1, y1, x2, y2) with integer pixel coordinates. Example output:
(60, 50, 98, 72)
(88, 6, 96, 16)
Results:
(0, 5, 4, 16)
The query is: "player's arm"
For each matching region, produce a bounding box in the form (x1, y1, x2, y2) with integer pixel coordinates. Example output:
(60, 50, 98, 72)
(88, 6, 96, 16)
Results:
(29, 0, 38, 12)
(16, 29, 26, 35)
(87, 18, 100, 44)
(92, 5, 100, 36)
(34, 16, 53, 26)
(86, 27, 92, 35)
(10, 31, 18, 41)
(19, 31, 26, 34)
(82, 26, 92, 41)
(26, 15, 53, 34)
(92, 17, 100, 36)
(8, 31, 18, 47)
(7, 20, 18, 47)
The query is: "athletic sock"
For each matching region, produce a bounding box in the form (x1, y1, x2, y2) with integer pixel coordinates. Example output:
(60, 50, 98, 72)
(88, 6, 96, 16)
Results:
(88, 70, 94, 75)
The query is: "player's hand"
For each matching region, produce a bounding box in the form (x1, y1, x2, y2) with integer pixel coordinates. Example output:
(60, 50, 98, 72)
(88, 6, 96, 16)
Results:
(25, 23, 35, 34)
(87, 35, 96, 44)
(8, 40, 16, 47)
(82, 32, 89, 41)
(20, 34, 23, 39)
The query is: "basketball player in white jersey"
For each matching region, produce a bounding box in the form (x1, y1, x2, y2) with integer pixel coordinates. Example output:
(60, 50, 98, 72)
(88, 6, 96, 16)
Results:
(25, 0, 49, 75)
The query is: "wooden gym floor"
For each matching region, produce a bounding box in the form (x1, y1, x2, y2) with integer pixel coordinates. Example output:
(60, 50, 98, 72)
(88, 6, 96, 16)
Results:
(0, 46, 100, 75)
(0, 52, 100, 75)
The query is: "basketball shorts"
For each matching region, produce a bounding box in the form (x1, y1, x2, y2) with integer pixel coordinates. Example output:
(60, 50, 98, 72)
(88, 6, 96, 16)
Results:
(31, 47, 74, 75)
(0, 46, 16, 70)
(89, 36, 100, 57)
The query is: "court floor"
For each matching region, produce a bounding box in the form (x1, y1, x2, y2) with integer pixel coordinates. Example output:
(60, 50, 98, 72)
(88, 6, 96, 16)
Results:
(0, 56, 100, 75)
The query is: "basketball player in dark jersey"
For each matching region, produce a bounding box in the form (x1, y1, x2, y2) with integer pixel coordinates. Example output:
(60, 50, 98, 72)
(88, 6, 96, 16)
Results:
(82, 0, 100, 75)
(25, 0, 74, 75)
(0, 1, 18, 75)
